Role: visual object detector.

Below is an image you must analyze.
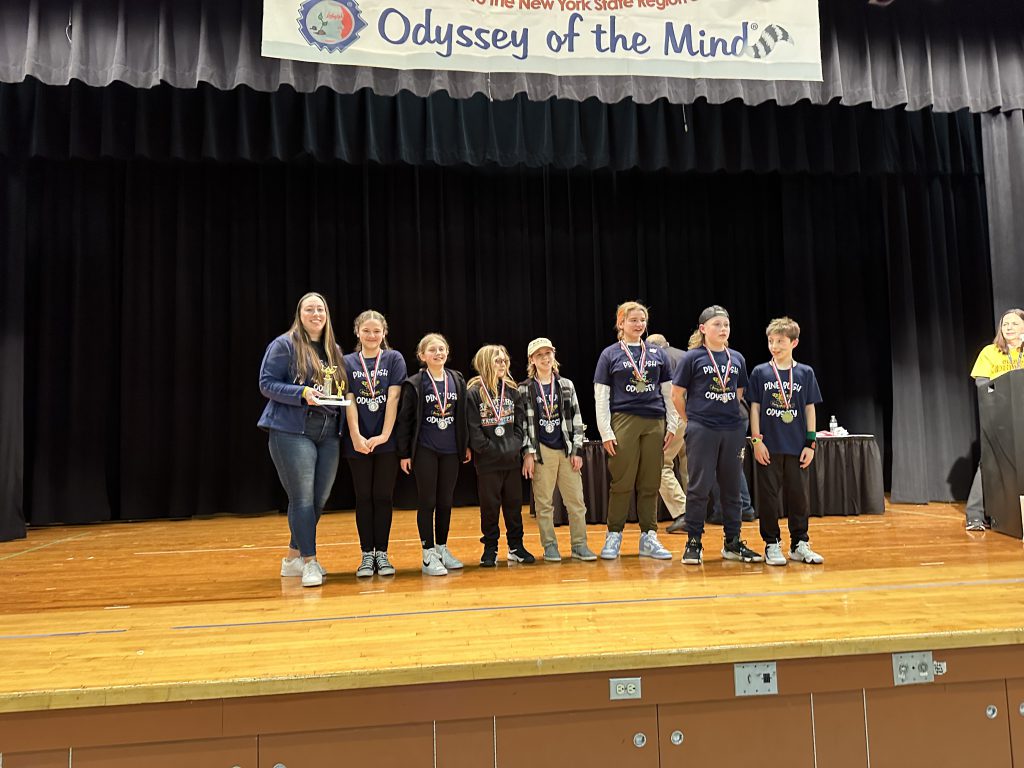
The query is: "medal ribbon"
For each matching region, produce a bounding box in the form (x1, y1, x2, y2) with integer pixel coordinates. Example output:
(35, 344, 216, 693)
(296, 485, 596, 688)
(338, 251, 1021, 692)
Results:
(359, 353, 382, 400)
(619, 341, 648, 384)
(537, 377, 557, 423)
(480, 379, 507, 423)
(770, 361, 794, 411)
(428, 369, 450, 419)
(703, 345, 734, 390)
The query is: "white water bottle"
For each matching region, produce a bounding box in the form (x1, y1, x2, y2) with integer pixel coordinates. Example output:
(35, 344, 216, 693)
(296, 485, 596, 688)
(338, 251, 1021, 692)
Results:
(829, 414, 838, 433)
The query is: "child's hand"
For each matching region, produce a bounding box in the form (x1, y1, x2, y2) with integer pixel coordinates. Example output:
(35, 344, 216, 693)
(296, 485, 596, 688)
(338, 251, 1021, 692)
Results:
(571, 456, 583, 473)
(603, 439, 617, 456)
(753, 442, 771, 466)
(799, 446, 815, 468)
(522, 454, 535, 479)
(400, 458, 412, 474)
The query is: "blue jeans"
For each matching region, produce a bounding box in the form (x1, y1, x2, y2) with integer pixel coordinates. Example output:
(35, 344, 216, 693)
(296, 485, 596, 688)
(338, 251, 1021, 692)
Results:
(268, 411, 340, 558)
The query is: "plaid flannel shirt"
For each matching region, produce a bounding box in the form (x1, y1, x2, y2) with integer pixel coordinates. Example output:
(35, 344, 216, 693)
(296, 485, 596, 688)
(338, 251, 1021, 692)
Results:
(517, 375, 586, 463)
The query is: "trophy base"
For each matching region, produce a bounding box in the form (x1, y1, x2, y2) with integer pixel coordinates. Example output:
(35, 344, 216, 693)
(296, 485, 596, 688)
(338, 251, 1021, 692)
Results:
(312, 397, 349, 407)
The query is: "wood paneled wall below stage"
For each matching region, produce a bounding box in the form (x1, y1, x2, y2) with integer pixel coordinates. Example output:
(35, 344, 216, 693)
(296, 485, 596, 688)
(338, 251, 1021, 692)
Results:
(2, 645, 1024, 767)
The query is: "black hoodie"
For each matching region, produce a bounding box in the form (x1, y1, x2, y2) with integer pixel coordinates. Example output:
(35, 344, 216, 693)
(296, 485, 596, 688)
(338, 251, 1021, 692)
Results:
(465, 381, 526, 473)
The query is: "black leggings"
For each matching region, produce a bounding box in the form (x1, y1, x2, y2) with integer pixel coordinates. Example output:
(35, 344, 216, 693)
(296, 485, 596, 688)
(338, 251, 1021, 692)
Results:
(347, 451, 399, 552)
(413, 447, 460, 549)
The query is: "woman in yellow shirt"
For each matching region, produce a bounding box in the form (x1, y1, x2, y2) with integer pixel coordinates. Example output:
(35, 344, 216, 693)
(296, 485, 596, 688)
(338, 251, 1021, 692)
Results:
(966, 308, 1024, 529)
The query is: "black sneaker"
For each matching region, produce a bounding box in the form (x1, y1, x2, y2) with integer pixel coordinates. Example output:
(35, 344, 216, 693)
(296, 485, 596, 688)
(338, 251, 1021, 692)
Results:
(722, 537, 764, 563)
(507, 545, 536, 564)
(480, 547, 498, 568)
(681, 537, 703, 565)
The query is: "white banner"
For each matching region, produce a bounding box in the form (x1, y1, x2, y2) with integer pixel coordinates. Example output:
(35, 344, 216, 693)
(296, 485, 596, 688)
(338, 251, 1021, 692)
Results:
(262, 0, 822, 81)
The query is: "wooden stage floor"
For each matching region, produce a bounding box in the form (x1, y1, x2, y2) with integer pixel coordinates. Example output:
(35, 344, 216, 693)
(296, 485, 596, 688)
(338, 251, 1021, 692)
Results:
(1, 502, 1022, 714)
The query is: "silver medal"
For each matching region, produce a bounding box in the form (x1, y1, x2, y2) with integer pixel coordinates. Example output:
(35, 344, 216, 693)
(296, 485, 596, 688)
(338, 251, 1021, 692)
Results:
(494, 426, 505, 437)
(367, 401, 380, 412)
(545, 424, 556, 434)
(437, 420, 448, 430)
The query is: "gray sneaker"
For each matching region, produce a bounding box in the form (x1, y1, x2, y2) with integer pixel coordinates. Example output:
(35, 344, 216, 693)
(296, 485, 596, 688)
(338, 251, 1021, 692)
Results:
(666, 516, 687, 534)
(436, 544, 464, 570)
(571, 543, 598, 561)
(638, 530, 672, 560)
(600, 531, 623, 560)
(355, 551, 375, 578)
(373, 550, 396, 576)
(542, 543, 562, 562)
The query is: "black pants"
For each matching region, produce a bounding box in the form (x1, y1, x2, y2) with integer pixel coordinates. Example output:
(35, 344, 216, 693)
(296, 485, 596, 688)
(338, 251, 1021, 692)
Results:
(683, 421, 746, 539)
(757, 453, 810, 545)
(477, 468, 524, 550)
(413, 447, 460, 549)
(347, 451, 399, 552)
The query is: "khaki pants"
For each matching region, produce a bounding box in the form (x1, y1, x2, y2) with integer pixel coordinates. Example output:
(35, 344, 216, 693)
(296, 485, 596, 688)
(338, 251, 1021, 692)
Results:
(660, 426, 687, 518)
(532, 444, 589, 548)
(608, 413, 664, 533)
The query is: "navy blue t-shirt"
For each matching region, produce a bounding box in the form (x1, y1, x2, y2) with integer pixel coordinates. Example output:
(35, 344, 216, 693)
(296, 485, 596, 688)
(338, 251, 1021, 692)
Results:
(747, 361, 822, 456)
(672, 347, 748, 430)
(342, 349, 408, 457)
(418, 370, 459, 455)
(594, 342, 671, 418)
(533, 378, 566, 451)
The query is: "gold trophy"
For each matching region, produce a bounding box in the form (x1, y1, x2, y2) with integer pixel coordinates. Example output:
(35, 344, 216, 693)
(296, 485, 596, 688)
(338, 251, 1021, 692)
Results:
(322, 365, 338, 398)
(316, 364, 348, 405)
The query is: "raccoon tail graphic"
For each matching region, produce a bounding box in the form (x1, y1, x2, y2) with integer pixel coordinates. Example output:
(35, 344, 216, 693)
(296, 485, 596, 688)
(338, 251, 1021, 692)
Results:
(747, 24, 793, 59)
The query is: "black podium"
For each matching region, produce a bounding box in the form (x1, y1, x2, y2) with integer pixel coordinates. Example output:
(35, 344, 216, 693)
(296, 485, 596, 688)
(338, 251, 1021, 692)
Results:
(978, 370, 1024, 539)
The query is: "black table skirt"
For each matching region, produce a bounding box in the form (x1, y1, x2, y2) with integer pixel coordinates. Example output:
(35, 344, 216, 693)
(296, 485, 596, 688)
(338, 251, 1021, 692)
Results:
(749, 436, 885, 517)
(530, 436, 884, 525)
(529, 441, 677, 526)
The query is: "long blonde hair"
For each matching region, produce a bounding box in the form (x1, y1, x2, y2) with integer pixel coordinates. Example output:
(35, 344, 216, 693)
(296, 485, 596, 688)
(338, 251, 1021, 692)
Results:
(469, 344, 516, 395)
(688, 305, 730, 350)
(615, 301, 649, 340)
(527, 351, 561, 379)
(288, 292, 342, 386)
(352, 309, 391, 353)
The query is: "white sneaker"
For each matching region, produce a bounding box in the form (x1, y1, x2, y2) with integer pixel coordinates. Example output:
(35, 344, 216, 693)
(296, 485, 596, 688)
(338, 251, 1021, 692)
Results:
(790, 541, 824, 564)
(436, 544, 464, 570)
(638, 530, 672, 560)
(281, 556, 303, 577)
(301, 560, 324, 587)
(422, 548, 448, 576)
(356, 551, 375, 578)
(764, 542, 787, 566)
(600, 531, 623, 560)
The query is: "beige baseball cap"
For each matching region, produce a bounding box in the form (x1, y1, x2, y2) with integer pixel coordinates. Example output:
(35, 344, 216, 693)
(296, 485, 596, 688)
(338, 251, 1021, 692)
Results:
(527, 337, 555, 357)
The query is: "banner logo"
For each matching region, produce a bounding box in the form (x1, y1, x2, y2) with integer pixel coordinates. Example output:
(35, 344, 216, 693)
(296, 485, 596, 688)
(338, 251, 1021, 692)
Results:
(298, 0, 367, 52)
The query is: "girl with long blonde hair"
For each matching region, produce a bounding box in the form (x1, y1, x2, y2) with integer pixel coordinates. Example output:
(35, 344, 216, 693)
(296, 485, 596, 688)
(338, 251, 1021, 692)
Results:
(467, 344, 534, 566)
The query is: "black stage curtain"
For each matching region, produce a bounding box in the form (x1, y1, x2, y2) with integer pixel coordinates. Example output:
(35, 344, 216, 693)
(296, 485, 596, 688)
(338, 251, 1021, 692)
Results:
(0, 154, 991, 529)
(0, 78, 981, 174)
